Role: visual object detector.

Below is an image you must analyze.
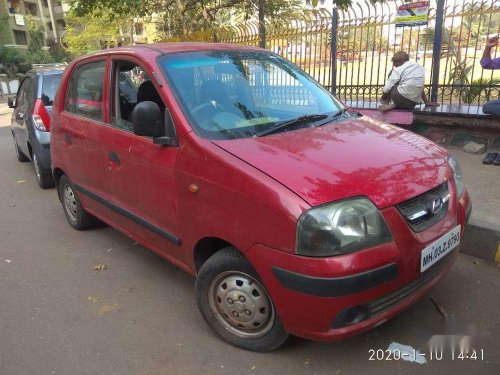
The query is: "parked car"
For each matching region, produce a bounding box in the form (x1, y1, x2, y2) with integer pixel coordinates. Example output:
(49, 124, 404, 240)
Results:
(10, 64, 65, 188)
(50, 44, 471, 352)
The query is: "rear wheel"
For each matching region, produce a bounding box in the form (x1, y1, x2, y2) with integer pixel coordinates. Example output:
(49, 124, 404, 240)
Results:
(33, 153, 54, 189)
(59, 175, 93, 230)
(13, 136, 29, 162)
(195, 247, 288, 352)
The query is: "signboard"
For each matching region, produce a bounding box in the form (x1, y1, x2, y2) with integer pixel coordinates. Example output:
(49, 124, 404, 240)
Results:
(396, 1, 430, 27)
(14, 14, 25, 26)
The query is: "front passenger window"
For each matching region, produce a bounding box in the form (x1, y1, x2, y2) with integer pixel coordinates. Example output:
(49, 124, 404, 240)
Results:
(65, 60, 106, 121)
(110, 61, 165, 132)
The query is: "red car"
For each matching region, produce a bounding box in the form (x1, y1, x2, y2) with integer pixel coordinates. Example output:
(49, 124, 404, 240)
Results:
(50, 43, 471, 352)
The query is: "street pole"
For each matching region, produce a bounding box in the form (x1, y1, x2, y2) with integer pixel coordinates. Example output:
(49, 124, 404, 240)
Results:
(330, 8, 339, 94)
(46, 0, 57, 42)
(431, 0, 445, 103)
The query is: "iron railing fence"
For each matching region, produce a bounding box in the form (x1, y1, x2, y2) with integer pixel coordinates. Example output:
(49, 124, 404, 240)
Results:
(166, 0, 500, 107)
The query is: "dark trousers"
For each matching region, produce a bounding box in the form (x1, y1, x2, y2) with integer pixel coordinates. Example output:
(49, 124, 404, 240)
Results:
(390, 84, 419, 110)
(483, 100, 500, 116)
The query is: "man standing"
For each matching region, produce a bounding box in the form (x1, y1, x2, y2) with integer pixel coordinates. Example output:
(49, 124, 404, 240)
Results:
(379, 51, 435, 112)
(480, 36, 500, 116)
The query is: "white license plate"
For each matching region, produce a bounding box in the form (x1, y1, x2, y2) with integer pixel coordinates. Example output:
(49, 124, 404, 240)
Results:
(420, 225, 461, 272)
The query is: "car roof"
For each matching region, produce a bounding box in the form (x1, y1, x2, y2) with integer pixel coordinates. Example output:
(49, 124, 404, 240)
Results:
(125, 42, 262, 53)
(28, 65, 66, 75)
(73, 42, 264, 61)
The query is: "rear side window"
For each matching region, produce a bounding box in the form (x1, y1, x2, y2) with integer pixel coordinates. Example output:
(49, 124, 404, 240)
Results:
(16, 77, 34, 108)
(65, 61, 106, 121)
(41, 73, 62, 106)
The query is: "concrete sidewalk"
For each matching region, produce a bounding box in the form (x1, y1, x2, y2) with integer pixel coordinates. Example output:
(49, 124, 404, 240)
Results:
(449, 148, 500, 264)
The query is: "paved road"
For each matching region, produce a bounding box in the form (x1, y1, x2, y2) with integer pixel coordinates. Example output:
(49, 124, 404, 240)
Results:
(0, 107, 499, 375)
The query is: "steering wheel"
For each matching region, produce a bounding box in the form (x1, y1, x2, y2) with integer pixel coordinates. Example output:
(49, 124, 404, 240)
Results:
(191, 101, 226, 117)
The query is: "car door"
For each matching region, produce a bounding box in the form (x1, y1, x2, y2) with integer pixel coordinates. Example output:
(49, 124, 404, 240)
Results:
(58, 58, 109, 215)
(12, 76, 34, 158)
(99, 57, 180, 258)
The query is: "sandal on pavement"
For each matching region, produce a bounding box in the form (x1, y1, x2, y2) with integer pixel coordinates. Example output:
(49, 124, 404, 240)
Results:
(483, 152, 497, 164)
(494, 153, 500, 166)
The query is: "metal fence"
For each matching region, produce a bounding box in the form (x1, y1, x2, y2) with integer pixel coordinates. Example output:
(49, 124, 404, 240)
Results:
(177, 0, 500, 107)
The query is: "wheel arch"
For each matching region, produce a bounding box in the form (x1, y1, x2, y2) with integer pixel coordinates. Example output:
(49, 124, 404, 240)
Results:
(52, 167, 66, 195)
(193, 237, 238, 273)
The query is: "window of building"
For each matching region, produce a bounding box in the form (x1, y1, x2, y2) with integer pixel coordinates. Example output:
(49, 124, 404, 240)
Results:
(25, 2, 38, 16)
(65, 61, 106, 121)
(13, 30, 28, 45)
(134, 23, 144, 36)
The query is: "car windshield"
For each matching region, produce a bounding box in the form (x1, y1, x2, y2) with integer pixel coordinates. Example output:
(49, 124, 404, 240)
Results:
(159, 51, 343, 140)
(41, 73, 62, 106)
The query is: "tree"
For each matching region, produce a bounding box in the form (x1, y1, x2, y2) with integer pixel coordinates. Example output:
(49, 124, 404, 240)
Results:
(23, 20, 55, 68)
(63, 8, 134, 56)
(0, 47, 25, 77)
(68, 0, 351, 37)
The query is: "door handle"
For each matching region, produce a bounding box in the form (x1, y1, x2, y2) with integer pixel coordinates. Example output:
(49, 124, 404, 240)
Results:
(64, 134, 72, 144)
(108, 151, 120, 164)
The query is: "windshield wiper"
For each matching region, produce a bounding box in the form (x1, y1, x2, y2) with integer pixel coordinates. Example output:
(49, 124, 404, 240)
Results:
(312, 107, 350, 128)
(329, 107, 349, 121)
(253, 114, 328, 137)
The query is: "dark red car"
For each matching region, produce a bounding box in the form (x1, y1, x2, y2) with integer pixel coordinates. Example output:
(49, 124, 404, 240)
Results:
(50, 43, 471, 352)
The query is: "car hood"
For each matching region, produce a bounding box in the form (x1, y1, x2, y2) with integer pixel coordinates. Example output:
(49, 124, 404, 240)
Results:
(212, 116, 451, 209)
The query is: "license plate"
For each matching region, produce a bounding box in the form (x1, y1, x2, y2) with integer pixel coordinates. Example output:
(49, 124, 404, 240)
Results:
(420, 225, 461, 272)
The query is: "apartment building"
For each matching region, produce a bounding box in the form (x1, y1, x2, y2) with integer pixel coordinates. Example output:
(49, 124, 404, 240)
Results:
(0, 0, 69, 48)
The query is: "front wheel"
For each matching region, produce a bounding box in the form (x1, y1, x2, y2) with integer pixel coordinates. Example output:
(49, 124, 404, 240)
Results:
(195, 247, 288, 352)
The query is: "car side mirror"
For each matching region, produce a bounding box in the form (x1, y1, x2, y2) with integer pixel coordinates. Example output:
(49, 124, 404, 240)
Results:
(8, 97, 16, 108)
(154, 108, 178, 146)
(132, 101, 162, 137)
(131, 101, 177, 146)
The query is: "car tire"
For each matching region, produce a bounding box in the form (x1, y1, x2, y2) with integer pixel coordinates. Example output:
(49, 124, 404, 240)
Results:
(58, 175, 93, 230)
(195, 247, 289, 352)
(33, 153, 54, 189)
(13, 136, 29, 162)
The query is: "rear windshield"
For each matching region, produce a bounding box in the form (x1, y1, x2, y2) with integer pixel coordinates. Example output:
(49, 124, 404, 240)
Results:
(41, 73, 62, 106)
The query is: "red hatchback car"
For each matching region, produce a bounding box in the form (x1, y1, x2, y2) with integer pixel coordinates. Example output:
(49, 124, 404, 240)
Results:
(50, 43, 471, 352)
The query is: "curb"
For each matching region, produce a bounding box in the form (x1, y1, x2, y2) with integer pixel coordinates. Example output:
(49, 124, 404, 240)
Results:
(461, 218, 500, 264)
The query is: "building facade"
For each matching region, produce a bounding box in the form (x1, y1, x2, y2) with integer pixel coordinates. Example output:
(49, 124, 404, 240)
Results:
(1, 0, 69, 48)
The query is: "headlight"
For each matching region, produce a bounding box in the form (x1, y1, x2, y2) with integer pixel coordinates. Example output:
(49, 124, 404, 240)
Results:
(296, 197, 392, 257)
(448, 156, 464, 197)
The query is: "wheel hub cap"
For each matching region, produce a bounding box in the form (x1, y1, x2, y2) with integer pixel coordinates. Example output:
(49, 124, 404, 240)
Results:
(33, 154, 41, 179)
(63, 185, 78, 222)
(208, 271, 274, 339)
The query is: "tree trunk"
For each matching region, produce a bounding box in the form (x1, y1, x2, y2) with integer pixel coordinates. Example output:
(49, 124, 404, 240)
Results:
(258, 0, 265, 48)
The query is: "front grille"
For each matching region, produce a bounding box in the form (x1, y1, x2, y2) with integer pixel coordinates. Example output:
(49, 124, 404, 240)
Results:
(397, 182, 449, 232)
(369, 252, 453, 316)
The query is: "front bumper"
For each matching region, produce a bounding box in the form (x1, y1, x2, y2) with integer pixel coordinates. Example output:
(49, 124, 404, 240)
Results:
(245, 188, 472, 341)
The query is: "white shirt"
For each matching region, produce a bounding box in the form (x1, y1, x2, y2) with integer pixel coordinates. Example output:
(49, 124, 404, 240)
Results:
(383, 61, 425, 103)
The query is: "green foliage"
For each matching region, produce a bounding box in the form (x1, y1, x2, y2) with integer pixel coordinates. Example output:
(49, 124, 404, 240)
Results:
(63, 8, 134, 56)
(460, 78, 500, 104)
(0, 47, 26, 77)
(68, 0, 355, 38)
(23, 20, 55, 69)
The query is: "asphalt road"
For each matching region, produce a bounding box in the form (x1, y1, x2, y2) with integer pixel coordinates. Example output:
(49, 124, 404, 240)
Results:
(0, 106, 499, 375)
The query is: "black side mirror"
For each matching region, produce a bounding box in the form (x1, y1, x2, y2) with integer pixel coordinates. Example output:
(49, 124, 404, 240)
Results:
(132, 101, 162, 137)
(154, 108, 178, 146)
(131, 101, 177, 146)
(7, 97, 16, 108)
